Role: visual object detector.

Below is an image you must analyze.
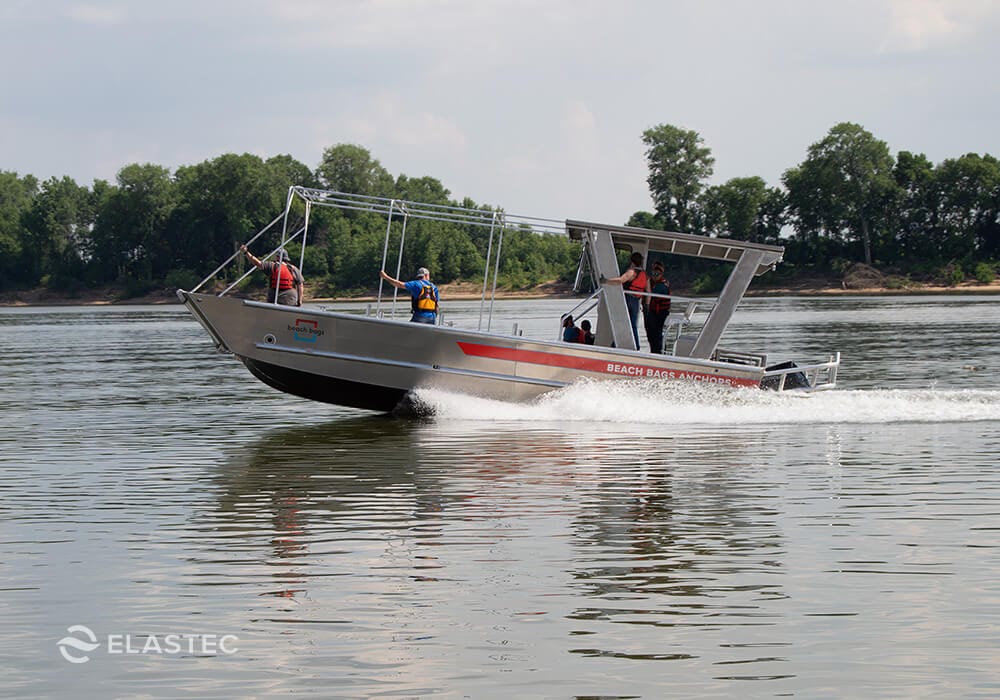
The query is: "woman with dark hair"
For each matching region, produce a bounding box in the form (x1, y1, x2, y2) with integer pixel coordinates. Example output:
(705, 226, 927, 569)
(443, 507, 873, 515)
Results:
(562, 315, 583, 342)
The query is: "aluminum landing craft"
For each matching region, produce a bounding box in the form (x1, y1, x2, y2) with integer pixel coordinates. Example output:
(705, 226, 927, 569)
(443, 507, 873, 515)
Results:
(179, 187, 840, 413)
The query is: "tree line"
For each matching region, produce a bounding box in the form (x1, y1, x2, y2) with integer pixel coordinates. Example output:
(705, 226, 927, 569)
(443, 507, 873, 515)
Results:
(634, 122, 999, 290)
(0, 145, 580, 298)
(1, 123, 997, 300)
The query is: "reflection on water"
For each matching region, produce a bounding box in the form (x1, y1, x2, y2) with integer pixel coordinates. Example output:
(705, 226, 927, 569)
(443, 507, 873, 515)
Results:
(201, 418, 806, 686)
(208, 418, 440, 600)
(2, 299, 1000, 697)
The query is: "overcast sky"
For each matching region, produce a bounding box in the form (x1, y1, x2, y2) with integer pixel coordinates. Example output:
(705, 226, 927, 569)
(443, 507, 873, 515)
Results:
(2, 0, 998, 224)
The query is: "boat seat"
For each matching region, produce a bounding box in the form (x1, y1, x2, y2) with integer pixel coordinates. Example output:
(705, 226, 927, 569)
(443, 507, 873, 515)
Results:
(713, 348, 767, 367)
(667, 300, 699, 355)
(673, 334, 698, 357)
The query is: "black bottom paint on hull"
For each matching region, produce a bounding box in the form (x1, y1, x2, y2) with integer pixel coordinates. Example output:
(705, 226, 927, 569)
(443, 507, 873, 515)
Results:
(242, 357, 409, 413)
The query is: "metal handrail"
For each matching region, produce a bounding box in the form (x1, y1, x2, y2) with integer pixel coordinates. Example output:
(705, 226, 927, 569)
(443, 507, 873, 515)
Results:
(558, 288, 604, 340)
(217, 225, 306, 298)
(762, 352, 841, 391)
(292, 186, 566, 236)
(190, 213, 286, 293)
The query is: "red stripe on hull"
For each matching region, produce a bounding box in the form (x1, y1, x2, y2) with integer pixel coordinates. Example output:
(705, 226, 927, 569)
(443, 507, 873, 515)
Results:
(456, 341, 759, 388)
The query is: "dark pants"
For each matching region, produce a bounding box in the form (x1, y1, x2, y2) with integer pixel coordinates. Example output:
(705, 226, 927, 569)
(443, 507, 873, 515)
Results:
(644, 309, 670, 354)
(269, 288, 299, 306)
(624, 294, 641, 348)
(411, 314, 436, 324)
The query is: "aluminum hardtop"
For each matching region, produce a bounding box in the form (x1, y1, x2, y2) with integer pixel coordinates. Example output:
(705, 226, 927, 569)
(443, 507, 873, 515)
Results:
(291, 189, 784, 274)
(292, 186, 566, 235)
(567, 220, 784, 276)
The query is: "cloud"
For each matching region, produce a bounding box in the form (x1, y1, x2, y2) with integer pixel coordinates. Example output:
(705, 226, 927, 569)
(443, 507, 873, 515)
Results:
(562, 101, 597, 137)
(63, 3, 128, 25)
(881, 0, 991, 52)
(3, 1, 999, 225)
(261, 0, 511, 50)
(351, 91, 467, 152)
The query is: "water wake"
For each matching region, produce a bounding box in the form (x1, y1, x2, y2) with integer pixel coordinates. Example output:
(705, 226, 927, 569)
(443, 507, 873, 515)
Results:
(413, 380, 1000, 425)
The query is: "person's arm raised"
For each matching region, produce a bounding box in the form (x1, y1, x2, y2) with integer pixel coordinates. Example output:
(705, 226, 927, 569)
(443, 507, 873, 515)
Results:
(380, 269, 407, 290)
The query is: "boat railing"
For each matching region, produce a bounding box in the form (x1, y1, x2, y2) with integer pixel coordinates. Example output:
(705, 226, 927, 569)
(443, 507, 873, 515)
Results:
(761, 352, 841, 392)
(626, 292, 716, 355)
(190, 213, 293, 295)
(664, 296, 713, 354)
(214, 226, 308, 298)
(190, 186, 570, 323)
(299, 187, 565, 331)
(623, 291, 715, 315)
(559, 289, 717, 348)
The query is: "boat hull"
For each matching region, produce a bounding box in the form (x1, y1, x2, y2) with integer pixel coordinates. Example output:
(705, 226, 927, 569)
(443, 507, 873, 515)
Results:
(180, 291, 765, 413)
(242, 357, 409, 412)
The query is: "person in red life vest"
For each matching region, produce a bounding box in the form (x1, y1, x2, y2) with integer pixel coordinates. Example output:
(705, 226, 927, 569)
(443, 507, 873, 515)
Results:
(562, 314, 585, 343)
(380, 266, 440, 324)
(241, 245, 305, 307)
(606, 251, 647, 349)
(643, 260, 671, 354)
(580, 319, 595, 345)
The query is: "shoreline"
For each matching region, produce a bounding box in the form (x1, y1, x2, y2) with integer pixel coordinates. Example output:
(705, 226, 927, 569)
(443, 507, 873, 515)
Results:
(3, 281, 1000, 308)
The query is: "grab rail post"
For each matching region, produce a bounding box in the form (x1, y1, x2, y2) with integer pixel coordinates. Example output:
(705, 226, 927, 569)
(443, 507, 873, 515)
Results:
(376, 199, 397, 316)
(487, 216, 506, 332)
(191, 213, 285, 293)
(392, 205, 410, 320)
(298, 201, 311, 300)
(219, 225, 307, 297)
(478, 212, 499, 332)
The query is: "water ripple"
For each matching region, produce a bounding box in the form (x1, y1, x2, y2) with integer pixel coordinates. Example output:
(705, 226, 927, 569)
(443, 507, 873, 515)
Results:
(3, 301, 1000, 697)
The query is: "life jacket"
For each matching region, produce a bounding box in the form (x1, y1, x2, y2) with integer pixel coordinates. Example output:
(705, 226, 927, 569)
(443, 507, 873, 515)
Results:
(625, 267, 647, 294)
(412, 281, 438, 314)
(574, 327, 586, 343)
(649, 275, 671, 314)
(271, 262, 296, 291)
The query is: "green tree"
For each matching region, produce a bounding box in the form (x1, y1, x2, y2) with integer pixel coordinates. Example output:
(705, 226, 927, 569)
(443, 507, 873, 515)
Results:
(784, 122, 897, 265)
(91, 164, 176, 283)
(700, 176, 786, 244)
(930, 153, 1000, 263)
(394, 175, 451, 205)
(625, 211, 662, 230)
(316, 144, 393, 197)
(889, 150, 937, 265)
(265, 154, 318, 190)
(170, 153, 289, 276)
(641, 124, 714, 231)
(19, 176, 94, 287)
(0, 171, 38, 287)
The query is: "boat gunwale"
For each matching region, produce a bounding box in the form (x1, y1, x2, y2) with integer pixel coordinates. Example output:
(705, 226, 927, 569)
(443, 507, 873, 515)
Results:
(221, 293, 768, 377)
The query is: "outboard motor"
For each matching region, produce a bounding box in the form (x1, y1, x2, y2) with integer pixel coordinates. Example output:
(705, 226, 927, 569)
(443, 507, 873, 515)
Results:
(761, 361, 810, 391)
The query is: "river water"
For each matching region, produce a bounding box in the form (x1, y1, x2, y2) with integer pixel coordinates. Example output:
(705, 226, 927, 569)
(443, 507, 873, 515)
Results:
(2, 296, 1000, 698)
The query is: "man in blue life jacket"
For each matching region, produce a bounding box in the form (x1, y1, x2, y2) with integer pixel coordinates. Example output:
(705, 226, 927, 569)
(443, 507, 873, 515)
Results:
(380, 266, 440, 324)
